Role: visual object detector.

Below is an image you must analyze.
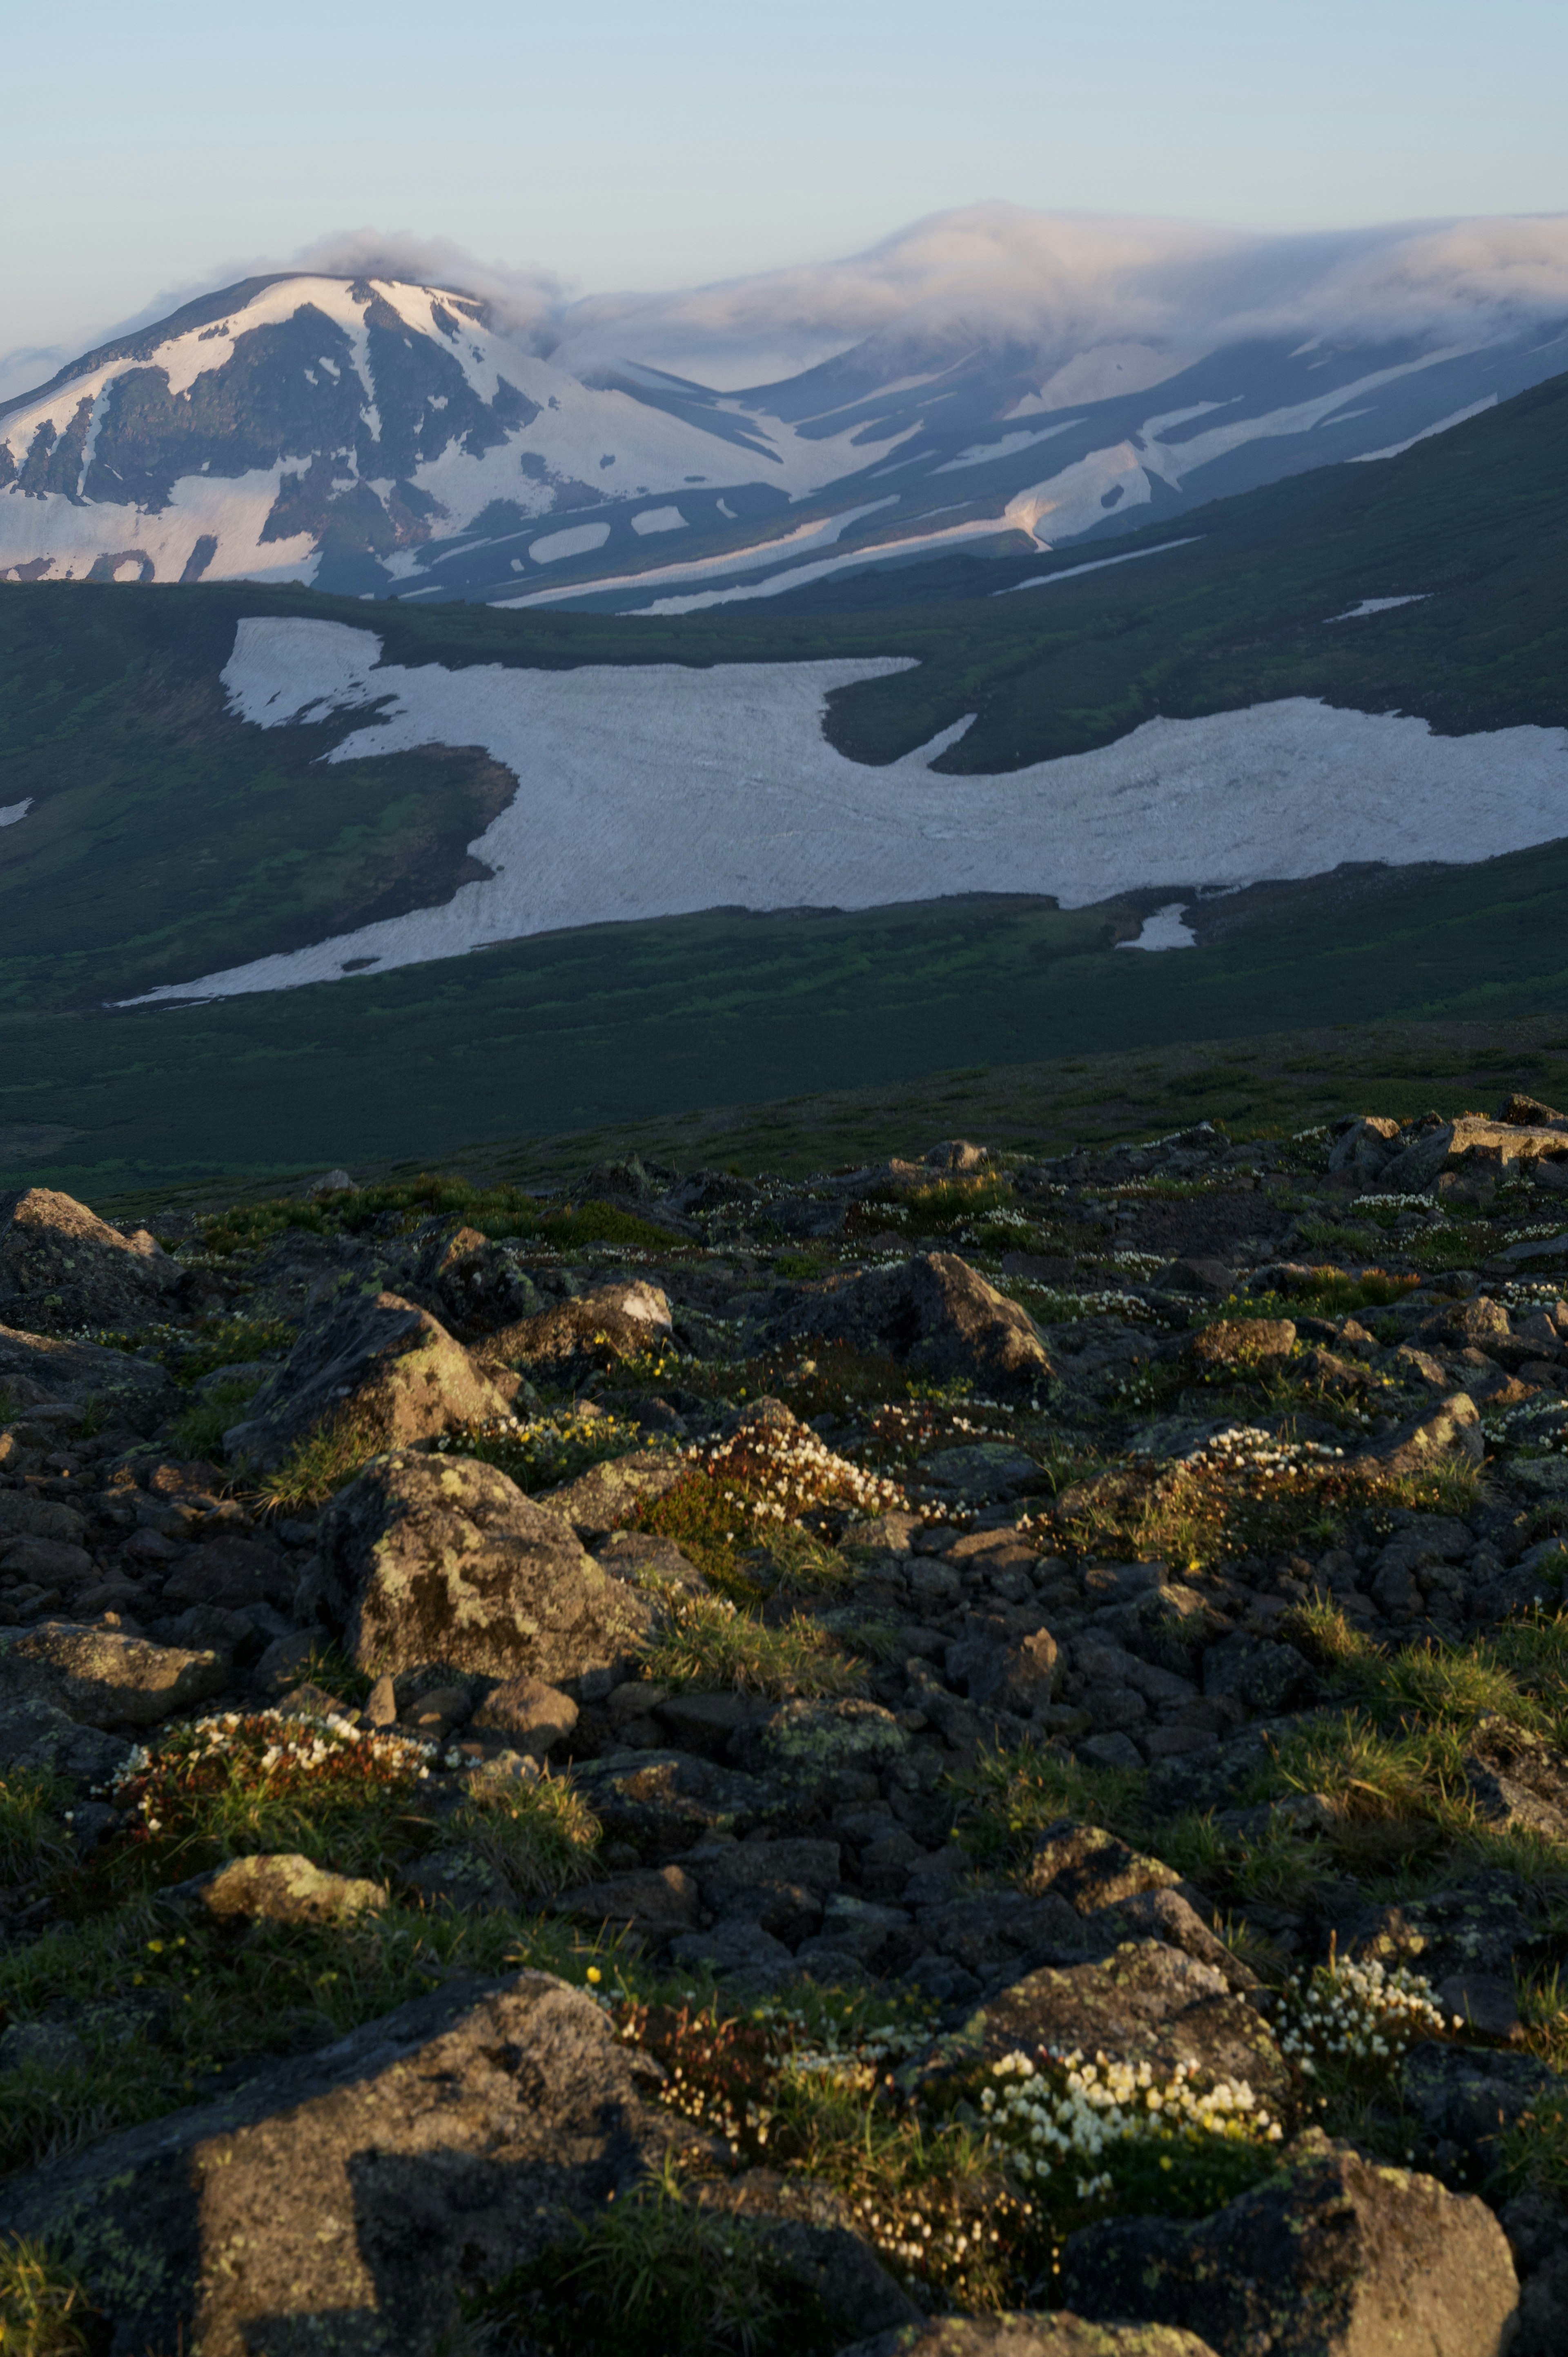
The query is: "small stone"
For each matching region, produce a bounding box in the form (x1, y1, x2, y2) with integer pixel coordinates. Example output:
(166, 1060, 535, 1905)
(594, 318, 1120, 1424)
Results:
(173, 1853, 387, 1925)
(470, 1676, 579, 1754)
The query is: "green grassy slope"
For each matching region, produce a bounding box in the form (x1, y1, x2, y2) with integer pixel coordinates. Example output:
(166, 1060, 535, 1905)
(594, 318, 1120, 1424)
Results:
(1, 371, 1565, 1191)
(5, 825, 1568, 1198)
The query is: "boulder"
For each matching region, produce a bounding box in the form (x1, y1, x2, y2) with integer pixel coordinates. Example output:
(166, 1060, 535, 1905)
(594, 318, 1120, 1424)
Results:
(764, 1252, 1054, 1395)
(1061, 2145, 1517, 2357)
(551, 1863, 701, 1940)
(538, 1447, 688, 1534)
(470, 1675, 579, 1753)
(1026, 1820, 1182, 1912)
(0, 1186, 180, 1330)
(0, 1321, 175, 1433)
(478, 1280, 673, 1372)
(317, 1449, 651, 1685)
(2, 1622, 228, 1731)
(1201, 1633, 1314, 1716)
(932, 1940, 1287, 2104)
(161, 1536, 297, 1611)
(1382, 1114, 1568, 1196)
(2, 1971, 693, 2357)
(841, 2321, 1220, 2357)
(1327, 1116, 1402, 1178)
(223, 1290, 512, 1472)
(406, 1224, 542, 1339)
(169, 1853, 388, 1925)
(1356, 1392, 1484, 1477)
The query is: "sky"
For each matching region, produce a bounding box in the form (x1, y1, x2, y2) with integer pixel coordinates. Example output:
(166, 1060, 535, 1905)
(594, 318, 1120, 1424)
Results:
(4, 0, 1566, 378)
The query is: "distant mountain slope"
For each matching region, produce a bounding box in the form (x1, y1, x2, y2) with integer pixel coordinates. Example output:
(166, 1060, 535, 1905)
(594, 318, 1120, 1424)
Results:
(3, 221, 1566, 604)
(1, 364, 1564, 1027)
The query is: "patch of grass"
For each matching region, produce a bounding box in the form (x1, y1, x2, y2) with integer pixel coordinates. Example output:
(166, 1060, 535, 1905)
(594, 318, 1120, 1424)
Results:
(0, 1775, 70, 1884)
(253, 1409, 381, 1510)
(105, 1709, 441, 1887)
(468, 2158, 843, 2357)
(0, 2237, 100, 2356)
(448, 1765, 601, 1901)
(639, 1594, 865, 1701)
(951, 1744, 1149, 1873)
(165, 1376, 262, 1461)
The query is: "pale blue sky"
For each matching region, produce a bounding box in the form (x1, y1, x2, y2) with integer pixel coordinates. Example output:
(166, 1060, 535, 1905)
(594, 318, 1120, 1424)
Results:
(6, 0, 1565, 366)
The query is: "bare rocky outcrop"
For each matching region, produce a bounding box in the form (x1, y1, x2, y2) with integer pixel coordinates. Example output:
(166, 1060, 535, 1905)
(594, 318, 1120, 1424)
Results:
(223, 1290, 514, 1471)
(0, 1320, 175, 1432)
(0, 1185, 180, 1331)
(764, 1251, 1054, 1394)
(405, 1222, 542, 1339)
(316, 1449, 651, 1684)
(1061, 2144, 1518, 2356)
(2, 1971, 692, 2357)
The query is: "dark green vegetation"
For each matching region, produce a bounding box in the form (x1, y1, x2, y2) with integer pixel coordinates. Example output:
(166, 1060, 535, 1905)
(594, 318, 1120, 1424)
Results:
(2, 370, 1566, 1196)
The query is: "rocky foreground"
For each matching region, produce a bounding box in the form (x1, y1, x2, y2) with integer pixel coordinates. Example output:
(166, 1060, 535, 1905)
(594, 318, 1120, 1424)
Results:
(5, 1100, 1568, 2353)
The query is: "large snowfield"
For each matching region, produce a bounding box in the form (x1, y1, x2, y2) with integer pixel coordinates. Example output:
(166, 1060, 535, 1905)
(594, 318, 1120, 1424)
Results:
(114, 615, 1568, 1003)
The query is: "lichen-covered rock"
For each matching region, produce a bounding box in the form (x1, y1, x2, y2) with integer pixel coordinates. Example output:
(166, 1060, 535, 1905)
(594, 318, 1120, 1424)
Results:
(764, 1252, 1054, 1394)
(734, 1695, 911, 1779)
(2, 1971, 692, 2357)
(2, 1623, 228, 1730)
(479, 1280, 673, 1371)
(223, 1290, 513, 1472)
(0, 1320, 175, 1433)
(1354, 1390, 1486, 1481)
(931, 1940, 1287, 2104)
(1026, 1820, 1182, 1912)
(171, 1852, 388, 1925)
(317, 1449, 651, 1685)
(406, 1223, 543, 1339)
(841, 2318, 1220, 2357)
(1060, 2145, 1517, 2357)
(538, 1446, 688, 1534)
(0, 1186, 180, 1331)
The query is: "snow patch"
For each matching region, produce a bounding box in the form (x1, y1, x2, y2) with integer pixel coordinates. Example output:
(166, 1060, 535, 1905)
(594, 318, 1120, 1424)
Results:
(1116, 903, 1196, 952)
(124, 618, 1568, 1005)
(528, 522, 612, 564)
(630, 506, 687, 536)
(0, 798, 33, 828)
(1327, 595, 1430, 621)
(1348, 396, 1498, 462)
(996, 537, 1202, 596)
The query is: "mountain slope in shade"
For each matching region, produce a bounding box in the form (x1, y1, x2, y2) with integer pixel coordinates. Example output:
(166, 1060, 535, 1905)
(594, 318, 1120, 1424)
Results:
(4, 215, 1568, 604)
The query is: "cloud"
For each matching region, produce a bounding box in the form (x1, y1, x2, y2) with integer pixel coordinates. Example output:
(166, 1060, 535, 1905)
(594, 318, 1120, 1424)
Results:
(551, 203, 1568, 390)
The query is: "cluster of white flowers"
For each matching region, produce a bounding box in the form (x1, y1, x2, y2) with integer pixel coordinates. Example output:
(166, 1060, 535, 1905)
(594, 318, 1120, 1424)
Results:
(1107, 1250, 1169, 1276)
(1500, 1282, 1568, 1313)
(1483, 1395, 1568, 1455)
(1011, 1285, 1154, 1322)
(1501, 1224, 1568, 1246)
(1183, 1425, 1345, 1473)
(694, 1422, 914, 1527)
(1352, 1193, 1436, 1211)
(1275, 1953, 1454, 2078)
(979, 2049, 1281, 2200)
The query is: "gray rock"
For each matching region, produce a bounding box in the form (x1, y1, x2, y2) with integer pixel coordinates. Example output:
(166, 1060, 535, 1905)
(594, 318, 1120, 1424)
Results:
(537, 1447, 688, 1534)
(0, 1320, 174, 1433)
(1201, 1632, 1313, 1715)
(1026, 1820, 1181, 1912)
(764, 1251, 1055, 1395)
(1400, 2041, 1557, 2167)
(2, 1971, 691, 2357)
(1356, 1391, 1484, 1477)
(0, 1186, 180, 1331)
(1, 1622, 227, 1731)
(1060, 2144, 1517, 2357)
(931, 1940, 1287, 2103)
(317, 1449, 650, 1686)
(224, 1290, 513, 1472)
(551, 1864, 700, 1940)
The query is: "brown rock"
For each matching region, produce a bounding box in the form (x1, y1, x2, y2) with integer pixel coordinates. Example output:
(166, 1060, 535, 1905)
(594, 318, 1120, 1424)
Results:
(0, 1186, 179, 1330)
(470, 1675, 579, 1753)
(1187, 1317, 1297, 1371)
(539, 1447, 688, 1535)
(1026, 1820, 1182, 1912)
(479, 1280, 673, 1371)
(3, 1622, 229, 1728)
(840, 2320, 1220, 2357)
